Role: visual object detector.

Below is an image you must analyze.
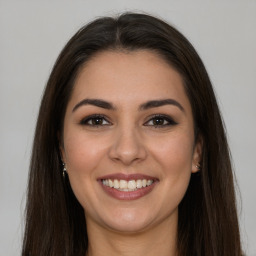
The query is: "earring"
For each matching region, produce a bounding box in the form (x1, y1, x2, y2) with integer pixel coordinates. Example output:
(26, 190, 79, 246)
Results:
(195, 163, 201, 171)
(62, 162, 67, 178)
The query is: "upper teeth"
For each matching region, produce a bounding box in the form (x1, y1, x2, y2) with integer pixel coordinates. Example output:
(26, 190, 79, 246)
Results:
(102, 179, 153, 191)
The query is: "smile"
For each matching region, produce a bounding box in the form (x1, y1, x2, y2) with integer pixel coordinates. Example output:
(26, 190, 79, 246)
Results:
(102, 179, 154, 191)
(98, 174, 158, 200)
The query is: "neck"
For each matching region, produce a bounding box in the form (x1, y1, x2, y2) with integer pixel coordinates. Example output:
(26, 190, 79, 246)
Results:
(85, 213, 178, 256)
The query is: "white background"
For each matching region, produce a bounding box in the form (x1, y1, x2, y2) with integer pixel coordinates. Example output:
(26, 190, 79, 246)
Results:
(0, 0, 255, 255)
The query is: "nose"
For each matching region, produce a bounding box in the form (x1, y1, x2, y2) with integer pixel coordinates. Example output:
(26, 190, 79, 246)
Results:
(108, 126, 147, 166)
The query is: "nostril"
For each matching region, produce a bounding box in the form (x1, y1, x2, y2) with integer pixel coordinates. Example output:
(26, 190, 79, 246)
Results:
(108, 134, 147, 165)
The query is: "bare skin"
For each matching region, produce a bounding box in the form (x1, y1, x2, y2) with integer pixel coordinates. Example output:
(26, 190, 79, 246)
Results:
(61, 50, 201, 256)
(86, 212, 177, 256)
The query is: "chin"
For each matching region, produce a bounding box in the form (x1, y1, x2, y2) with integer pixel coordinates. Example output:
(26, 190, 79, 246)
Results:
(97, 208, 158, 234)
(106, 219, 151, 234)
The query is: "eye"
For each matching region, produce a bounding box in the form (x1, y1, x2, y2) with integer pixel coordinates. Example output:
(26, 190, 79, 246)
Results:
(80, 114, 111, 126)
(144, 115, 177, 127)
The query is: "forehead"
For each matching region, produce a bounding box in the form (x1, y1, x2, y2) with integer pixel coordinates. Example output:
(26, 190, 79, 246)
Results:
(68, 50, 191, 112)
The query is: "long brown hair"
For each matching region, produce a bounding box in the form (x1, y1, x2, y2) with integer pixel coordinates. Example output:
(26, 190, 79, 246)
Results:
(22, 13, 242, 256)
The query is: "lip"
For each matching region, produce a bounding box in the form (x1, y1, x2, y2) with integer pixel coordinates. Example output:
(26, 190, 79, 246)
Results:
(97, 173, 159, 201)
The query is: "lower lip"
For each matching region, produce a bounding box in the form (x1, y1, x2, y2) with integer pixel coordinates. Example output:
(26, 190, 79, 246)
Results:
(99, 181, 158, 200)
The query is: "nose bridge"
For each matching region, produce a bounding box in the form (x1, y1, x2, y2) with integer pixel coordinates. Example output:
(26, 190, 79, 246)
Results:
(109, 121, 146, 165)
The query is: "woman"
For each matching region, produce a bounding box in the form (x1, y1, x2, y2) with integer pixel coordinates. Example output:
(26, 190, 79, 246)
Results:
(22, 13, 242, 256)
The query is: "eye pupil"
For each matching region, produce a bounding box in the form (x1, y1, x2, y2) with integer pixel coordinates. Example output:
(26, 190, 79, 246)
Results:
(153, 118, 164, 125)
(92, 117, 103, 125)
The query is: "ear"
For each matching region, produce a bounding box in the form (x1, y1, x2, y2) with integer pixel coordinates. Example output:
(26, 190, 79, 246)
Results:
(191, 135, 203, 173)
(58, 131, 66, 163)
(59, 145, 66, 163)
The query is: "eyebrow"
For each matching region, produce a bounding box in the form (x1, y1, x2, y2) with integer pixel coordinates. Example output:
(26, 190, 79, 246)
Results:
(72, 98, 184, 112)
(139, 99, 184, 112)
(72, 99, 115, 112)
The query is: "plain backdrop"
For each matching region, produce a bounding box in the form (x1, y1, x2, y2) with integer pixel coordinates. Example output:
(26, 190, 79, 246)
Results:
(0, 0, 255, 255)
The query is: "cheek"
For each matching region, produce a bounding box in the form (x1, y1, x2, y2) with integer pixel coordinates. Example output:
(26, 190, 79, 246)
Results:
(63, 134, 104, 207)
(64, 132, 106, 175)
(150, 132, 194, 171)
(149, 133, 194, 199)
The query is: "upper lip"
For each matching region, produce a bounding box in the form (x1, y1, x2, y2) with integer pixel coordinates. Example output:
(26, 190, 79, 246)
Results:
(98, 173, 158, 181)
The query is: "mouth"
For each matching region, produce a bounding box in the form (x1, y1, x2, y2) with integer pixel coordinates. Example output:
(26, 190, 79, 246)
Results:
(101, 178, 154, 191)
(98, 174, 158, 200)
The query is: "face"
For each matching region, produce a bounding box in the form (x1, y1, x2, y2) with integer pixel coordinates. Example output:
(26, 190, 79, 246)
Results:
(61, 50, 201, 234)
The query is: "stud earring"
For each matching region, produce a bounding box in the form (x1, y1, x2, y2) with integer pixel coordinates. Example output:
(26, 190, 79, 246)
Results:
(195, 163, 201, 171)
(62, 162, 67, 178)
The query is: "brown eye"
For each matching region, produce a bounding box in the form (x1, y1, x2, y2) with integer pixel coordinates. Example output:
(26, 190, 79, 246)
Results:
(152, 117, 165, 125)
(91, 117, 104, 125)
(80, 115, 110, 126)
(144, 115, 177, 127)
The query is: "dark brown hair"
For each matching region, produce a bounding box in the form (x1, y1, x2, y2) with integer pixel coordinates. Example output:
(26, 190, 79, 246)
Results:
(22, 12, 242, 256)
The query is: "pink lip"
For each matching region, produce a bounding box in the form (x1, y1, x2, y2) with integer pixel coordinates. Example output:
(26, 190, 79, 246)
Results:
(97, 173, 159, 201)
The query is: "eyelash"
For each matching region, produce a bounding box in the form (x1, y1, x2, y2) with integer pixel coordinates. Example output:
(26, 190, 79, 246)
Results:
(79, 114, 177, 128)
(79, 114, 111, 126)
(144, 114, 177, 127)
